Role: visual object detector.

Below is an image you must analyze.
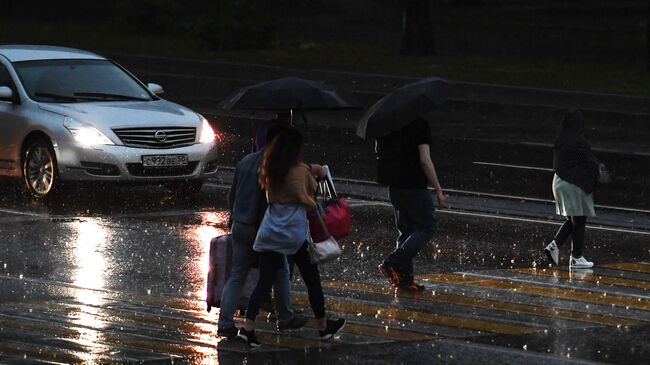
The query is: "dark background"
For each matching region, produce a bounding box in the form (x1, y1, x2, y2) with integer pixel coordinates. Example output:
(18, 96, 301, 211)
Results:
(2, 0, 649, 94)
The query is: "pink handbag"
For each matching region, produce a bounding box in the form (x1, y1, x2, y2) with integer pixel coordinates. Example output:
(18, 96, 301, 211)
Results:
(308, 166, 351, 242)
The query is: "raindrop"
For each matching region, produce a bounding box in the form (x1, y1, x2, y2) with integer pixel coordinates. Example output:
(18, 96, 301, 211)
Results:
(523, 345, 527, 351)
(356, 313, 361, 316)
(19, 274, 23, 279)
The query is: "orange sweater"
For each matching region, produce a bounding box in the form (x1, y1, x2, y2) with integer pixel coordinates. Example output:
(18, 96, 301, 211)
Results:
(266, 163, 317, 211)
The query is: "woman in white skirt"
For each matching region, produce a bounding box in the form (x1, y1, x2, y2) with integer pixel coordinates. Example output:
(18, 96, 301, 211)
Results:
(544, 110, 601, 269)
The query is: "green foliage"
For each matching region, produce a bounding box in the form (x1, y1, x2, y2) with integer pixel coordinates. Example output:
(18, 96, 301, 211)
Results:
(112, 0, 281, 50)
(188, 0, 281, 51)
(114, 0, 186, 33)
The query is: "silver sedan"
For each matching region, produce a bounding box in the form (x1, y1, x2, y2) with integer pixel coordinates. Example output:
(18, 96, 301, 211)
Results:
(0, 45, 218, 198)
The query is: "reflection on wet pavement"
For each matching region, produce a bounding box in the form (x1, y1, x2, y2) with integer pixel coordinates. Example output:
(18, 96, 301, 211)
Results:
(1, 182, 649, 363)
(2, 258, 650, 363)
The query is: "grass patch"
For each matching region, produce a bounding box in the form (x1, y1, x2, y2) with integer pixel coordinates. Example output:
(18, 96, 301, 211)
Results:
(1, 16, 649, 97)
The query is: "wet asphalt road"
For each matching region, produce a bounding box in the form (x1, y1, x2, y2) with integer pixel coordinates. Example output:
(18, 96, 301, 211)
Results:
(1, 120, 649, 364)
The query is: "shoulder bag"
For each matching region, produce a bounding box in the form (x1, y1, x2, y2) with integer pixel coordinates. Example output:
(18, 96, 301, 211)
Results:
(308, 205, 342, 264)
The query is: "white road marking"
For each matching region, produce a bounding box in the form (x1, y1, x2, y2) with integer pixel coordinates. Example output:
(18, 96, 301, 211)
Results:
(0, 208, 48, 217)
(347, 199, 650, 236)
(473, 161, 554, 172)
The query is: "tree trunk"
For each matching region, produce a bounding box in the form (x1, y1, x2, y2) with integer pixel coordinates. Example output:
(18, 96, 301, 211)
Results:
(399, 0, 436, 56)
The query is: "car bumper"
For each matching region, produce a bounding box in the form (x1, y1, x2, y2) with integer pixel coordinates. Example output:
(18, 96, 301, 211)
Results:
(56, 142, 219, 182)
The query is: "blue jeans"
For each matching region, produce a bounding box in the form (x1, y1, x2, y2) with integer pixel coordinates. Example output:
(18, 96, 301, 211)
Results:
(217, 222, 293, 329)
(384, 187, 437, 279)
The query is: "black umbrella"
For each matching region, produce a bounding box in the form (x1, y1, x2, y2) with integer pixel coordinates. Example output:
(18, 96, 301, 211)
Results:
(356, 77, 449, 139)
(219, 77, 359, 111)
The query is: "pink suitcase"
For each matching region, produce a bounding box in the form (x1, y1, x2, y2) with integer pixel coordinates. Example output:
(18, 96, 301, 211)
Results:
(206, 234, 259, 312)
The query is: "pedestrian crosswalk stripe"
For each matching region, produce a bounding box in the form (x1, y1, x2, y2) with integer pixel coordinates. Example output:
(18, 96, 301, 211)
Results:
(600, 262, 650, 274)
(292, 293, 538, 335)
(321, 280, 639, 327)
(2, 301, 217, 339)
(300, 316, 435, 341)
(511, 267, 650, 290)
(0, 342, 89, 364)
(256, 331, 328, 349)
(418, 273, 650, 311)
(0, 311, 218, 358)
(330, 322, 435, 341)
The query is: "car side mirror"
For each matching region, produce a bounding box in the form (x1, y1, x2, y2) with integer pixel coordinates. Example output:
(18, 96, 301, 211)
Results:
(147, 83, 164, 95)
(0, 86, 13, 101)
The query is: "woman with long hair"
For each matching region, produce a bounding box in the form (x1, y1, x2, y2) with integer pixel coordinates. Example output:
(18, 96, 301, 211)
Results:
(237, 127, 317, 347)
(544, 110, 603, 269)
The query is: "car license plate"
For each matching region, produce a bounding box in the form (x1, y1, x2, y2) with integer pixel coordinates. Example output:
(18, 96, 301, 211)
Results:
(141, 154, 188, 167)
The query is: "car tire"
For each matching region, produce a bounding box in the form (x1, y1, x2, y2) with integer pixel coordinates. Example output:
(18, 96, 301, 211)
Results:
(22, 138, 59, 199)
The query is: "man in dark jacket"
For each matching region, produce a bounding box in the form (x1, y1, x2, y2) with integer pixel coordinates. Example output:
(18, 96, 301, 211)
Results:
(376, 118, 446, 292)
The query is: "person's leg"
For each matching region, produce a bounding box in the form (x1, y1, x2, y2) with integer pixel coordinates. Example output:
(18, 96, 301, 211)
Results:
(273, 255, 297, 327)
(243, 251, 285, 330)
(394, 208, 412, 247)
(553, 218, 573, 247)
(218, 224, 256, 331)
(291, 242, 326, 325)
(384, 188, 436, 281)
(570, 216, 587, 257)
(291, 241, 346, 339)
(384, 187, 413, 269)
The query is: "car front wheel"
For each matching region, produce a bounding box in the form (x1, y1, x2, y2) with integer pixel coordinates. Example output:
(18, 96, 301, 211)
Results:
(22, 139, 58, 199)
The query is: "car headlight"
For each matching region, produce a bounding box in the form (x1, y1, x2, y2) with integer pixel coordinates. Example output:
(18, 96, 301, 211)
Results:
(199, 116, 216, 143)
(63, 117, 114, 146)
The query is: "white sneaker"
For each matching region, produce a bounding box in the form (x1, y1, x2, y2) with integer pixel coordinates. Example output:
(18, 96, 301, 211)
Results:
(570, 256, 594, 269)
(544, 241, 559, 266)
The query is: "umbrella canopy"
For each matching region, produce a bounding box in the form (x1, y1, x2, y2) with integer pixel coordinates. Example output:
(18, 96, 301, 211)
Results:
(219, 77, 359, 111)
(356, 77, 449, 139)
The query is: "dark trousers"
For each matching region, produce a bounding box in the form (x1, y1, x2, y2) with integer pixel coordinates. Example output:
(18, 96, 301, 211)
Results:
(245, 251, 285, 321)
(289, 242, 326, 319)
(553, 216, 587, 257)
(385, 187, 437, 281)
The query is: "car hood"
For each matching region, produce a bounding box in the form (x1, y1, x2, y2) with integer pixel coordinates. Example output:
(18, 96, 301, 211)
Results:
(38, 100, 201, 129)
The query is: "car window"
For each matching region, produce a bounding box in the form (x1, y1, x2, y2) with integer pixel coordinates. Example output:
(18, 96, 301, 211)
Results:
(0, 63, 14, 88)
(12, 59, 154, 103)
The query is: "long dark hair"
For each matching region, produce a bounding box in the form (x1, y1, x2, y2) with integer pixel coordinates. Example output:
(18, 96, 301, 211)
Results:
(259, 127, 303, 191)
(554, 109, 586, 148)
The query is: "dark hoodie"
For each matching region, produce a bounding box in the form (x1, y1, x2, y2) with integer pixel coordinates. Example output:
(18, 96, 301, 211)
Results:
(553, 110, 599, 194)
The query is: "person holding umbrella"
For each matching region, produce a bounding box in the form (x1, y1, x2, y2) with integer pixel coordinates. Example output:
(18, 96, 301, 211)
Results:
(237, 127, 345, 347)
(376, 118, 447, 292)
(356, 77, 449, 292)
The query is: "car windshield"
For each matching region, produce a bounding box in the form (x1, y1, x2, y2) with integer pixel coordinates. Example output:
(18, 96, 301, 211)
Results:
(13, 59, 154, 103)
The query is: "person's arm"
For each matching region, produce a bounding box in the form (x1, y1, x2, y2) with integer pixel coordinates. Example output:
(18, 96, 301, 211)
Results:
(228, 168, 239, 228)
(309, 163, 326, 178)
(418, 144, 447, 208)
